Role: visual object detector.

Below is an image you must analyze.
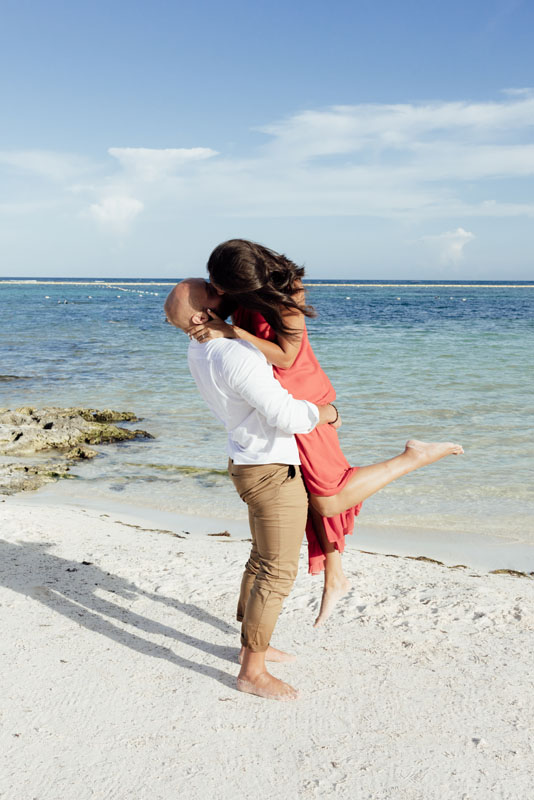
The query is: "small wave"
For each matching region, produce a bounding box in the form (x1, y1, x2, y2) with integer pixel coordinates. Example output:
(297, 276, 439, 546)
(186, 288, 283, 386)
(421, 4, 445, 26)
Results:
(0, 375, 31, 382)
(304, 283, 534, 288)
(124, 462, 228, 476)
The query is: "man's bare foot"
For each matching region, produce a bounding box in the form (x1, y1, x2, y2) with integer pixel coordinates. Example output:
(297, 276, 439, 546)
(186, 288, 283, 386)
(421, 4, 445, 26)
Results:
(405, 439, 464, 468)
(238, 645, 296, 664)
(314, 576, 351, 627)
(236, 671, 299, 701)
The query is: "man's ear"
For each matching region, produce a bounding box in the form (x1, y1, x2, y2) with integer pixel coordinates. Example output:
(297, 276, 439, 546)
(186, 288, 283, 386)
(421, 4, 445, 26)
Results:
(191, 311, 209, 325)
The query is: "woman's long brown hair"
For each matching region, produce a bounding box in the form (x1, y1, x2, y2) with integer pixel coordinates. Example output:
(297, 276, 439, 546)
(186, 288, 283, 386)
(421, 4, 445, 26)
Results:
(207, 239, 316, 338)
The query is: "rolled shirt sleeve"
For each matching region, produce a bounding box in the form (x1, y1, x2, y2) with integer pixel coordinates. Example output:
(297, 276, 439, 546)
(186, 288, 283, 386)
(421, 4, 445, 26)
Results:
(221, 345, 319, 435)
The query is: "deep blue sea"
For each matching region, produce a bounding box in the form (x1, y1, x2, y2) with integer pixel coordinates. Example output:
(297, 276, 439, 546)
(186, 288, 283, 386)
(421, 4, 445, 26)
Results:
(1, 278, 533, 555)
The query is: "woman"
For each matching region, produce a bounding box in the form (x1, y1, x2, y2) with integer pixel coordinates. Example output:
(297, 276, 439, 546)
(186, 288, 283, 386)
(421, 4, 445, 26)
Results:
(189, 239, 463, 626)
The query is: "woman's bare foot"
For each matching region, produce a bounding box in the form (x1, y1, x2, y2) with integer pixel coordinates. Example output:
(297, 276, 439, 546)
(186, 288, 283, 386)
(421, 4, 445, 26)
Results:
(314, 576, 351, 627)
(237, 671, 299, 701)
(405, 439, 464, 468)
(238, 645, 296, 664)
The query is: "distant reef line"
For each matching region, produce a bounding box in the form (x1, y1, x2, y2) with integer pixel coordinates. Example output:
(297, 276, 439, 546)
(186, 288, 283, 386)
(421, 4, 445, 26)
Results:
(2, 280, 533, 289)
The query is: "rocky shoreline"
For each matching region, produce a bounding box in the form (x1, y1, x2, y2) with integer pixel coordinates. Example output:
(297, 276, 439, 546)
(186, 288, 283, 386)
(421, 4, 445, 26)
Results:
(0, 407, 153, 494)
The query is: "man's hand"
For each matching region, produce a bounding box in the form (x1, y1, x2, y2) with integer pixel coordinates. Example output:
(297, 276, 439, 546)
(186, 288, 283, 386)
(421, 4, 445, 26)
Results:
(188, 309, 236, 343)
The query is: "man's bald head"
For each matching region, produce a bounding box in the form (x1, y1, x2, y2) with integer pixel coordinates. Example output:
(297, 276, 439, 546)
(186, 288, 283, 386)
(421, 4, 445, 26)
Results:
(164, 278, 211, 331)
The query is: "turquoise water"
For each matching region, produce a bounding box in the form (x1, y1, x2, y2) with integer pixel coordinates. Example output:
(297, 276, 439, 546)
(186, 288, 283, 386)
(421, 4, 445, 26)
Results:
(1, 279, 533, 547)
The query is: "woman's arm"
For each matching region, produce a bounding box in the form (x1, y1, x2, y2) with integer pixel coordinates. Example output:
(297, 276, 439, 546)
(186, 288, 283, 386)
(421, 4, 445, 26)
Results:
(188, 305, 304, 369)
(233, 306, 304, 369)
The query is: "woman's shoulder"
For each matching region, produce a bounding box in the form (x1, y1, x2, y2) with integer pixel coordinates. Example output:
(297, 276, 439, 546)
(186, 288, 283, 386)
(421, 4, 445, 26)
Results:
(233, 307, 277, 341)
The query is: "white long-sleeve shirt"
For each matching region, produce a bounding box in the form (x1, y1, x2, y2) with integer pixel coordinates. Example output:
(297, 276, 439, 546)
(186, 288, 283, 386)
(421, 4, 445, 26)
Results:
(187, 338, 319, 465)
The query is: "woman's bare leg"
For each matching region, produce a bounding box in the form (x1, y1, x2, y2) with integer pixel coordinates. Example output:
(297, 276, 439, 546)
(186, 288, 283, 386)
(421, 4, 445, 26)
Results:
(309, 507, 350, 627)
(310, 439, 464, 518)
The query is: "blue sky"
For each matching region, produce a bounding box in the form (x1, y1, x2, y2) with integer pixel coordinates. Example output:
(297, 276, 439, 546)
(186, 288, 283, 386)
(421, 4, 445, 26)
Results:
(1, 0, 533, 278)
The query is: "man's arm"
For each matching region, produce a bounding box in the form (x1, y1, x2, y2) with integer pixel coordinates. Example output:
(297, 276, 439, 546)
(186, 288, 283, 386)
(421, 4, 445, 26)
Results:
(220, 343, 336, 435)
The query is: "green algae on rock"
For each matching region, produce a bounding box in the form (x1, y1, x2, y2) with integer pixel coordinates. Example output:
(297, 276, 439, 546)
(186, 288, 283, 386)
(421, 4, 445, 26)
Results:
(0, 407, 153, 495)
(0, 462, 76, 495)
(489, 569, 532, 579)
(0, 407, 152, 457)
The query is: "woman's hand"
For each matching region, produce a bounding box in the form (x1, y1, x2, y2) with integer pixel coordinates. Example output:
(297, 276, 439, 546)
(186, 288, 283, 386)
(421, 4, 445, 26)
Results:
(187, 309, 236, 343)
(330, 414, 342, 430)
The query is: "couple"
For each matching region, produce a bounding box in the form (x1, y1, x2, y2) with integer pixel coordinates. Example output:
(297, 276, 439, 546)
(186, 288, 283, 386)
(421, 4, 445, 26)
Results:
(164, 239, 463, 702)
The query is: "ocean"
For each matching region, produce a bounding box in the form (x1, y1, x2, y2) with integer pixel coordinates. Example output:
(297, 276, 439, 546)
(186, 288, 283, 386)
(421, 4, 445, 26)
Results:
(1, 278, 533, 565)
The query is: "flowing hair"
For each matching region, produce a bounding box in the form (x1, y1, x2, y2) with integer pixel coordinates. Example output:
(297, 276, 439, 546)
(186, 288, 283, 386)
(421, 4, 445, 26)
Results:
(207, 239, 316, 338)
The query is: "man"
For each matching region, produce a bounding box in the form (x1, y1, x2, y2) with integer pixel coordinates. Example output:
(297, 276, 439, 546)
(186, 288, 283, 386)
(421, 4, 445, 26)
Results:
(164, 279, 338, 701)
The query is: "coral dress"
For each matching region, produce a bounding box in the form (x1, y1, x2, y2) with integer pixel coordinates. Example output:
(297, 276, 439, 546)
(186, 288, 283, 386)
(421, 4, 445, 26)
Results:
(233, 308, 362, 575)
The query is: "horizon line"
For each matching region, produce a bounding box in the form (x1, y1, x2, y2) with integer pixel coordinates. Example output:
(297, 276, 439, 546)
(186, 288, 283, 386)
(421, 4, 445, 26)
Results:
(1, 279, 533, 289)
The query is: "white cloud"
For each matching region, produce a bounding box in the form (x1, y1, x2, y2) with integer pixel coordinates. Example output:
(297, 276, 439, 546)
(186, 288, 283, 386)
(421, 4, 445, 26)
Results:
(258, 95, 534, 162)
(0, 201, 54, 215)
(108, 146, 218, 181)
(154, 93, 534, 219)
(88, 195, 144, 230)
(3, 93, 534, 231)
(501, 87, 534, 96)
(0, 150, 91, 182)
(422, 227, 475, 266)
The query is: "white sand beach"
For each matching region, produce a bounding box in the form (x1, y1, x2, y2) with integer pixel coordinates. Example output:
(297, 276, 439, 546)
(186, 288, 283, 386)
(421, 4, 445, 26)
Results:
(2, 498, 533, 800)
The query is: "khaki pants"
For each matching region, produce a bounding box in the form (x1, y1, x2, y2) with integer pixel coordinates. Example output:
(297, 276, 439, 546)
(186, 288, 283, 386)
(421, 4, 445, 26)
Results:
(229, 460, 308, 652)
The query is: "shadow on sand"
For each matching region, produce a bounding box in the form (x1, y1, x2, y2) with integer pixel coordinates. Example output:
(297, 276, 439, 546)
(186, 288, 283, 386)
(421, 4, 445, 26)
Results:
(0, 538, 241, 691)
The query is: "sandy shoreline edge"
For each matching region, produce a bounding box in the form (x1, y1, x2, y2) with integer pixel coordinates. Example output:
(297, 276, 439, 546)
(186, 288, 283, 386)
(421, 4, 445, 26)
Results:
(5, 405, 531, 576)
(6, 488, 534, 577)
